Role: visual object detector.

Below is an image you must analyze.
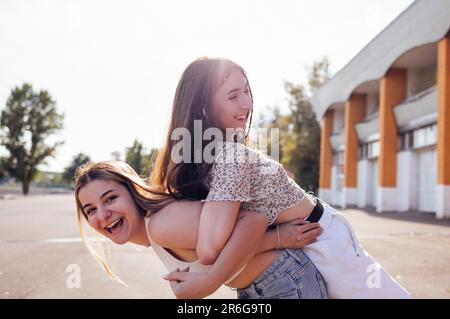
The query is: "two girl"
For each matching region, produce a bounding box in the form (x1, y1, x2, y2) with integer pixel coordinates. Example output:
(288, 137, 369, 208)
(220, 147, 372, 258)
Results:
(76, 57, 411, 299)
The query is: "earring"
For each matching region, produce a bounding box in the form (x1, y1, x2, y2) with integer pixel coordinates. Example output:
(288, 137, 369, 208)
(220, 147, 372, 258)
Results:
(202, 108, 206, 116)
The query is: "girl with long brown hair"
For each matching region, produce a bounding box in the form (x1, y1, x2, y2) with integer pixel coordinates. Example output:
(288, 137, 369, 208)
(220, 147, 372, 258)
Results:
(153, 57, 410, 299)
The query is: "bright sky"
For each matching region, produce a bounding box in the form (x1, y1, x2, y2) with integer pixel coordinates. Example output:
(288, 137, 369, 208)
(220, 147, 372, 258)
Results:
(0, 0, 414, 172)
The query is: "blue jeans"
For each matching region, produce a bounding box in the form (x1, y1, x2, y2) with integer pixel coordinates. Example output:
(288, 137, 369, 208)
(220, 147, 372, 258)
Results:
(237, 249, 328, 299)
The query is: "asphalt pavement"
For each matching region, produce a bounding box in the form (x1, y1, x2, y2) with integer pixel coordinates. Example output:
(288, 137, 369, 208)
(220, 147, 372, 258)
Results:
(0, 194, 449, 298)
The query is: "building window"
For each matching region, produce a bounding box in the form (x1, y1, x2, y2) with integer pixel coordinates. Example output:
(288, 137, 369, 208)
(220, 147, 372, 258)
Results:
(359, 140, 379, 160)
(368, 141, 380, 158)
(398, 124, 437, 151)
(408, 131, 414, 149)
(413, 124, 437, 149)
(398, 135, 405, 151)
(333, 151, 344, 166)
(367, 141, 380, 159)
(398, 133, 411, 151)
(359, 144, 367, 160)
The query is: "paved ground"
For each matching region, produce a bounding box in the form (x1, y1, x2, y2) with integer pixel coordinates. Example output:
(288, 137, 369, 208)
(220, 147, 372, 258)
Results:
(0, 194, 449, 299)
(0, 185, 71, 199)
(342, 207, 450, 298)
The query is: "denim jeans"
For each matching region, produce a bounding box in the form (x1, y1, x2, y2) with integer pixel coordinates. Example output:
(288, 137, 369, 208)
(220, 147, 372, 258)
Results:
(237, 249, 328, 299)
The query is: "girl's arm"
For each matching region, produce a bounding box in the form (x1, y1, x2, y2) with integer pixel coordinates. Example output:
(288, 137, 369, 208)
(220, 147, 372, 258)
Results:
(196, 142, 252, 265)
(196, 201, 241, 265)
(196, 202, 323, 264)
(165, 216, 323, 299)
(165, 210, 268, 299)
(149, 201, 322, 255)
(256, 219, 322, 253)
(199, 208, 323, 258)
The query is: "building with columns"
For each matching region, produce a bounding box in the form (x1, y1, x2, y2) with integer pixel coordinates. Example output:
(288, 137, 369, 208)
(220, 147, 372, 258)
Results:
(310, 0, 450, 218)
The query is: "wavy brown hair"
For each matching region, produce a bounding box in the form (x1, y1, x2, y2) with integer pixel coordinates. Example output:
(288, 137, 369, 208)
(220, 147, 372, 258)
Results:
(150, 57, 253, 199)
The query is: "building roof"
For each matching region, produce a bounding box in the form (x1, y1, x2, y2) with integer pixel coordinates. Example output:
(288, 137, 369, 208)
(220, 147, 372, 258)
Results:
(310, 0, 450, 120)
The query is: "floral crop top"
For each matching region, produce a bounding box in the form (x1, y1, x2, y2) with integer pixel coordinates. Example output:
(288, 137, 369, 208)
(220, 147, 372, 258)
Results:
(202, 142, 307, 225)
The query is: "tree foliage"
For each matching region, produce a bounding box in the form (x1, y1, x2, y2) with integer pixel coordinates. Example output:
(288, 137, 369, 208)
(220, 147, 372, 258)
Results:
(265, 57, 330, 194)
(124, 139, 158, 177)
(0, 157, 6, 180)
(63, 153, 91, 184)
(125, 139, 144, 175)
(0, 83, 64, 194)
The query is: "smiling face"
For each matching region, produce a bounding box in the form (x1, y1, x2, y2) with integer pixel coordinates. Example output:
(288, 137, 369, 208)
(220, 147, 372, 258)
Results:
(211, 68, 253, 136)
(77, 179, 147, 246)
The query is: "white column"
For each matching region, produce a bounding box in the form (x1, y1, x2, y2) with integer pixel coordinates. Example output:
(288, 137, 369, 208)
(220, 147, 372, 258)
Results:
(377, 187, 397, 212)
(396, 151, 415, 212)
(318, 188, 332, 204)
(436, 185, 450, 219)
(331, 166, 339, 207)
(342, 188, 357, 208)
(357, 160, 369, 208)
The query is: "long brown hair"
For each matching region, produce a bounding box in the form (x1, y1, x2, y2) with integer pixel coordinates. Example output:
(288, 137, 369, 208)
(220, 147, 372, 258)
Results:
(150, 57, 253, 199)
(74, 160, 175, 283)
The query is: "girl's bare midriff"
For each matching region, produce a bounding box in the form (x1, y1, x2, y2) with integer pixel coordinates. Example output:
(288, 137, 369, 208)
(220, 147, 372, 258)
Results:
(226, 250, 281, 288)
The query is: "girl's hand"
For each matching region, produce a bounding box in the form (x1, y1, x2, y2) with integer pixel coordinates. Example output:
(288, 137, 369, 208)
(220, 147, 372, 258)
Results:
(277, 219, 322, 249)
(163, 266, 217, 299)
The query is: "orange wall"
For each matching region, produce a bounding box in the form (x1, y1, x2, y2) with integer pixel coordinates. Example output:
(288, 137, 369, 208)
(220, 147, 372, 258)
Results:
(320, 110, 334, 189)
(344, 94, 366, 188)
(379, 68, 406, 187)
(438, 34, 450, 185)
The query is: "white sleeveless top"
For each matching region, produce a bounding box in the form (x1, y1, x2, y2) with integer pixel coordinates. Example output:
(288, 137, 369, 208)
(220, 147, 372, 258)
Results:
(144, 217, 243, 285)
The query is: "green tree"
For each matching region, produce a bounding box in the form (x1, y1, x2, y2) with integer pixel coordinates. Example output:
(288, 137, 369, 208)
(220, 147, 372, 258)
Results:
(281, 82, 321, 193)
(124, 140, 159, 177)
(63, 153, 91, 184)
(307, 57, 330, 94)
(125, 139, 144, 175)
(0, 83, 64, 195)
(266, 58, 330, 194)
(0, 156, 6, 180)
